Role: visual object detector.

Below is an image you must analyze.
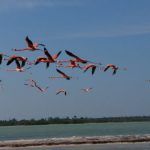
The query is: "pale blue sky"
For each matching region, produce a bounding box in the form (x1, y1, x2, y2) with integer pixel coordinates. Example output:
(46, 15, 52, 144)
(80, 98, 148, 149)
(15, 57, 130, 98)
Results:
(0, 0, 150, 119)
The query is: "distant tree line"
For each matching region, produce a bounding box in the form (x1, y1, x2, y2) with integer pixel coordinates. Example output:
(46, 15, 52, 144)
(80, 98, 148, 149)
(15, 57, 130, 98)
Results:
(0, 116, 150, 126)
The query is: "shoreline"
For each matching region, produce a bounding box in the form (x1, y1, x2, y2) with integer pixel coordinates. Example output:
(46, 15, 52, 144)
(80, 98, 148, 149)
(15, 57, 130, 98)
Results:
(0, 135, 150, 148)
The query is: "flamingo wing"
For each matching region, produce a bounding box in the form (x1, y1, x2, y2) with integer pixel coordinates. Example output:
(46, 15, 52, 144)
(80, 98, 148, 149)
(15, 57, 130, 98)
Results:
(15, 59, 21, 68)
(44, 48, 55, 62)
(34, 57, 47, 65)
(65, 50, 79, 59)
(56, 69, 70, 80)
(52, 51, 62, 60)
(56, 69, 66, 76)
(21, 60, 27, 67)
(92, 66, 96, 75)
(7, 57, 16, 65)
(0, 54, 3, 64)
(28, 79, 38, 87)
(25, 36, 33, 48)
(36, 85, 44, 92)
(46, 62, 50, 68)
(64, 91, 67, 95)
(83, 67, 89, 73)
(34, 60, 40, 65)
(83, 65, 96, 74)
(16, 56, 27, 67)
(56, 91, 62, 95)
(65, 50, 87, 64)
(104, 66, 110, 72)
(113, 68, 117, 75)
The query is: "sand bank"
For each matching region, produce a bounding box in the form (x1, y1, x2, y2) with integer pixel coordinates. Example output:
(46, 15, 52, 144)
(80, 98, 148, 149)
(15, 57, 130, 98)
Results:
(0, 135, 150, 148)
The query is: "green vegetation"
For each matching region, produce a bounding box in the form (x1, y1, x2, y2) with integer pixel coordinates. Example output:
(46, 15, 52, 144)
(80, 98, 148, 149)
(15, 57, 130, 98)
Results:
(0, 116, 150, 126)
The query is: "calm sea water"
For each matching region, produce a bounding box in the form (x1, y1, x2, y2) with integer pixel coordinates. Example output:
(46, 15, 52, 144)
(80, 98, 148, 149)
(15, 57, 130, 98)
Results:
(0, 122, 150, 141)
(0, 122, 150, 150)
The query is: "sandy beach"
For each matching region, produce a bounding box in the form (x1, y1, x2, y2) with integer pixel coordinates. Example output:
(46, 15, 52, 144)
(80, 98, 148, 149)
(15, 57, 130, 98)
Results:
(0, 135, 150, 148)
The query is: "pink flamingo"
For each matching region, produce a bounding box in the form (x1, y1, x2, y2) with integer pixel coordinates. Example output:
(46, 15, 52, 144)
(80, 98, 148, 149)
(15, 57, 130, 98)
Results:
(6, 59, 31, 72)
(65, 60, 81, 69)
(65, 50, 101, 65)
(83, 64, 97, 75)
(12, 36, 45, 51)
(25, 79, 48, 92)
(104, 64, 118, 75)
(6, 55, 28, 67)
(81, 87, 93, 92)
(65, 50, 88, 64)
(49, 69, 72, 80)
(56, 89, 67, 96)
(34, 48, 62, 68)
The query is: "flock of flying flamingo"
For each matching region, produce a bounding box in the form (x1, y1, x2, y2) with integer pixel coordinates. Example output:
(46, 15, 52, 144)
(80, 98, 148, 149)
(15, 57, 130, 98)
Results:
(0, 36, 121, 96)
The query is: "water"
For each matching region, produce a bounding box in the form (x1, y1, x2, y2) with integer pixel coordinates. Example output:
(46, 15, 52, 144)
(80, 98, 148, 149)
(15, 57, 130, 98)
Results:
(0, 122, 150, 149)
(0, 122, 150, 141)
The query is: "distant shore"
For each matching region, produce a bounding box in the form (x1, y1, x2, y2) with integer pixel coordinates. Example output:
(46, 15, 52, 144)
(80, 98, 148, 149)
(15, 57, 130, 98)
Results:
(0, 135, 150, 148)
(0, 116, 150, 126)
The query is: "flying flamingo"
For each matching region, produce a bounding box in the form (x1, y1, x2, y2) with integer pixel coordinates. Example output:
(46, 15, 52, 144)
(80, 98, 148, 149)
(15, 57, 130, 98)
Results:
(56, 89, 67, 96)
(65, 50, 88, 64)
(83, 64, 97, 75)
(34, 48, 62, 68)
(12, 36, 45, 52)
(44, 48, 62, 62)
(25, 79, 48, 92)
(6, 59, 31, 72)
(65, 60, 81, 69)
(6, 55, 28, 67)
(104, 64, 118, 75)
(49, 69, 72, 80)
(81, 87, 93, 92)
(65, 50, 102, 65)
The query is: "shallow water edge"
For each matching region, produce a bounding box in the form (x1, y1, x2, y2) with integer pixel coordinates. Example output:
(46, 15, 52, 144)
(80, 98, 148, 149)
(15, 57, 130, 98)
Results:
(0, 135, 150, 148)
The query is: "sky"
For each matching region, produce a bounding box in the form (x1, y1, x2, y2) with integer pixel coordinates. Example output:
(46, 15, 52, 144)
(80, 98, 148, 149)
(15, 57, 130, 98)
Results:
(0, 0, 150, 120)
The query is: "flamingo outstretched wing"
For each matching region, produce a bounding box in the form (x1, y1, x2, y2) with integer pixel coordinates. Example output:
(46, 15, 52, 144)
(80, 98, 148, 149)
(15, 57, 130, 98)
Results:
(52, 51, 62, 60)
(15, 59, 21, 68)
(56, 69, 71, 80)
(65, 50, 88, 64)
(104, 66, 110, 72)
(56, 89, 67, 95)
(0, 54, 3, 64)
(7, 57, 16, 66)
(26, 36, 34, 48)
(44, 48, 55, 62)
(83, 64, 97, 75)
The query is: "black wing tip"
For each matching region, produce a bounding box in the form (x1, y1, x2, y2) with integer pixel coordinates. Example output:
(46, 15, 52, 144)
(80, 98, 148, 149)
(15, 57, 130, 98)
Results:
(58, 50, 62, 54)
(104, 67, 109, 72)
(65, 50, 71, 54)
(44, 47, 47, 51)
(26, 36, 29, 39)
(66, 77, 70, 80)
(56, 68, 61, 72)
